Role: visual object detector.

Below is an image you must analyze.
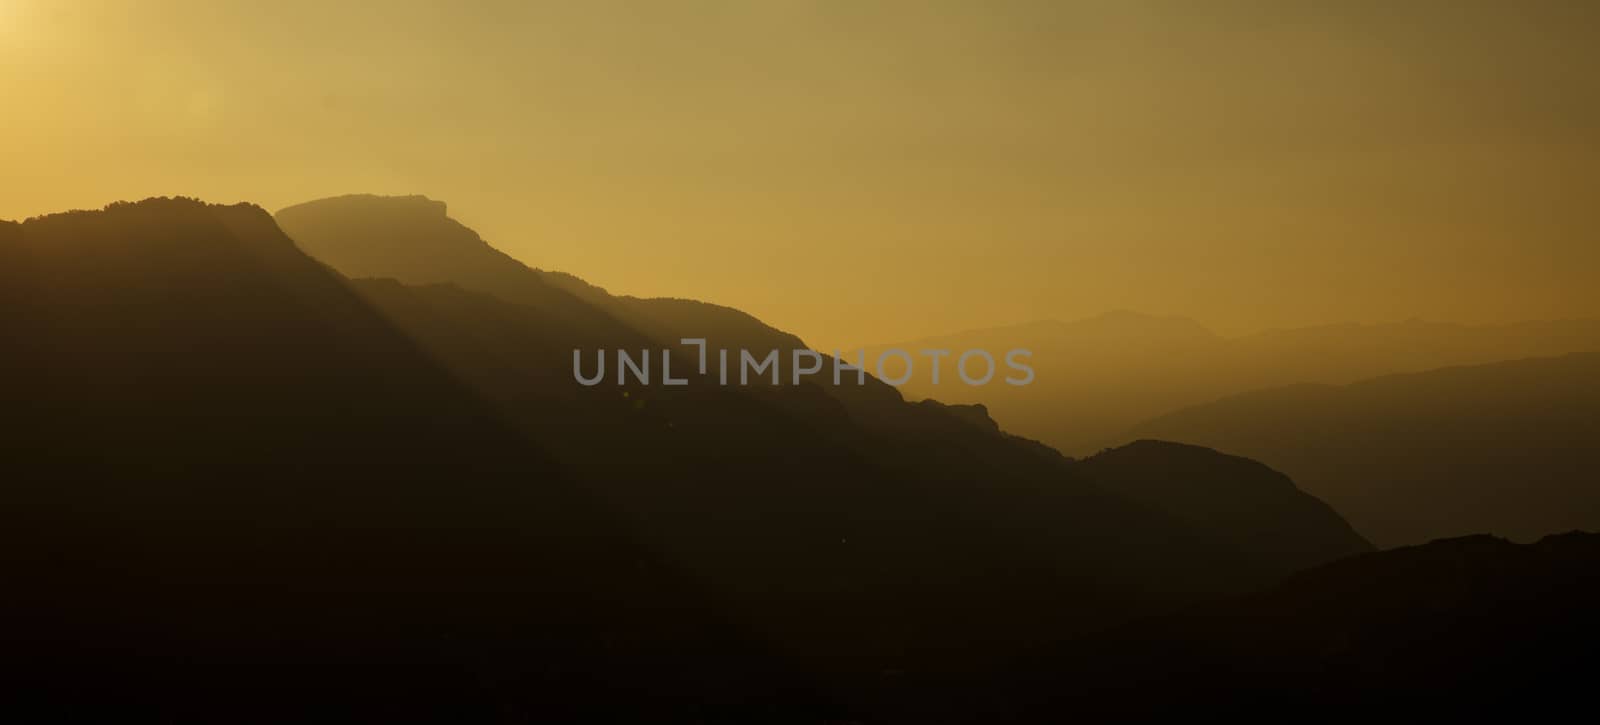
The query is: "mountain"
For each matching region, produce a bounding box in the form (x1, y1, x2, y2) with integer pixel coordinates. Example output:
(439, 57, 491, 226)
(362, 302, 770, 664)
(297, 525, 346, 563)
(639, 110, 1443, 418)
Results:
(1127, 352, 1600, 547)
(862, 313, 1600, 456)
(0, 198, 782, 721)
(2, 197, 1372, 720)
(1077, 441, 1373, 575)
(277, 194, 814, 358)
(954, 531, 1600, 723)
(273, 194, 612, 308)
(275, 194, 1372, 588)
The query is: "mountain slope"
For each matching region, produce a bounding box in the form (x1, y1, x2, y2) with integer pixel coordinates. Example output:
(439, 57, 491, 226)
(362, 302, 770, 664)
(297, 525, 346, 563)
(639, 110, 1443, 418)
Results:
(1077, 440, 1373, 574)
(1128, 352, 1600, 546)
(277, 194, 814, 358)
(0, 198, 792, 721)
(334, 265, 1251, 664)
(273, 194, 612, 309)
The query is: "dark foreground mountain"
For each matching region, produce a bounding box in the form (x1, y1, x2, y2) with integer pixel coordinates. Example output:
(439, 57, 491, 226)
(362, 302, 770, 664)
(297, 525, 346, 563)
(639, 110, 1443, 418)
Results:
(0, 199, 789, 722)
(1077, 441, 1371, 576)
(1, 198, 1370, 721)
(1129, 353, 1600, 547)
(862, 313, 1600, 456)
(953, 531, 1600, 724)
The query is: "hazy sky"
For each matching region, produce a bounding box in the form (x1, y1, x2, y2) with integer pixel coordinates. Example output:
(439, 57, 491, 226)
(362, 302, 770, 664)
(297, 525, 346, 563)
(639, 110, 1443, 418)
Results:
(5, 1, 1598, 348)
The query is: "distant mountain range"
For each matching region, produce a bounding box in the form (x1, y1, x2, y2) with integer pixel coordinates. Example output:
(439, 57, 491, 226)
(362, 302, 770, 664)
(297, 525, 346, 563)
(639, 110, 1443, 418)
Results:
(2, 196, 1378, 720)
(863, 312, 1600, 456)
(863, 310, 1600, 548)
(1130, 352, 1600, 547)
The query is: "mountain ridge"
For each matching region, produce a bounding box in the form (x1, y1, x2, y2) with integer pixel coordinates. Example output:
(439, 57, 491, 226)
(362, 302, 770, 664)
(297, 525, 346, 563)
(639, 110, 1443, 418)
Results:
(859, 310, 1600, 456)
(1128, 350, 1600, 546)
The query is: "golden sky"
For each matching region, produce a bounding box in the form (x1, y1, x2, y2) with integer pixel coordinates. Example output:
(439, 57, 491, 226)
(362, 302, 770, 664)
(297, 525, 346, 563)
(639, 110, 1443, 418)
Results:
(4, 1, 1598, 349)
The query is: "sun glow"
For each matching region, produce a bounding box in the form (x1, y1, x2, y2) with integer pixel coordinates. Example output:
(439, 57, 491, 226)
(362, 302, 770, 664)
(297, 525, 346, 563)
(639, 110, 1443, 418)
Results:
(0, 2, 31, 46)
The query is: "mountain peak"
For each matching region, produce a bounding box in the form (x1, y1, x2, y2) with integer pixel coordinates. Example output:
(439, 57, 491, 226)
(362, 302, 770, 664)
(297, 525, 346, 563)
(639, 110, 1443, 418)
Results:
(9, 197, 302, 264)
(277, 193, 447, 220)
(273, 192, 627, 316)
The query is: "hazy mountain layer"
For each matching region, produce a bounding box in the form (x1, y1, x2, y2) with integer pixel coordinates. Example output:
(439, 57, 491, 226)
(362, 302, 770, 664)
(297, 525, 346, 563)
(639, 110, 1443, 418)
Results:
(863, 312, 1600, 456)
(1129, 353, 1600, 547)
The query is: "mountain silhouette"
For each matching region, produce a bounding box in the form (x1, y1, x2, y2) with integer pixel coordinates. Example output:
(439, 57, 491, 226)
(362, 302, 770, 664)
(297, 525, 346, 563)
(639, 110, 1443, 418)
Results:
(1, 197, 1372, 720)
(1078, 440, 1373, 575)
(10, 196, 1599, 721)
(865, 313, 1600, 456)
(955, 531, 1600, 723)
(277, 194, 818, 360)
(0, 198, 794, 721)
(1128, 352, 1600, 547)
(275, 194, 1373, 586)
